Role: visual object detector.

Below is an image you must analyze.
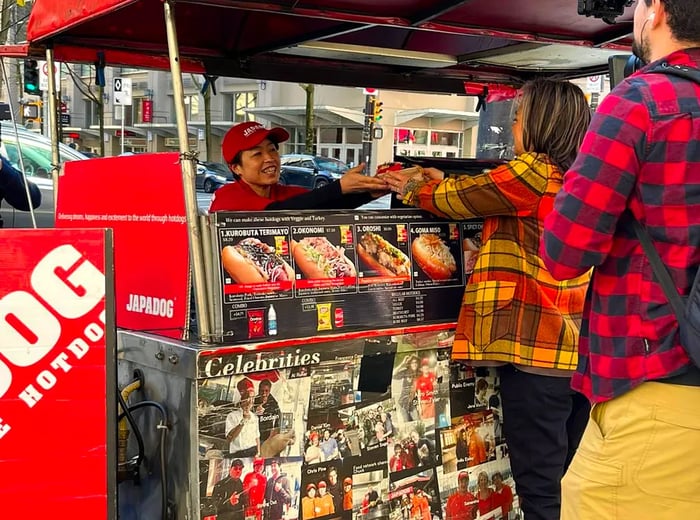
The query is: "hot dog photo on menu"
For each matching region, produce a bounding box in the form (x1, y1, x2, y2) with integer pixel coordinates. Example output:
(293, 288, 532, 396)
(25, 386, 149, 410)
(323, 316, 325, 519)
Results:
(356, 224, 412, 287)
(220, 232, 295, 294)
(461, 221, 484, 278)
(290, 225, 358, 295)
(409, 223, 463, 287)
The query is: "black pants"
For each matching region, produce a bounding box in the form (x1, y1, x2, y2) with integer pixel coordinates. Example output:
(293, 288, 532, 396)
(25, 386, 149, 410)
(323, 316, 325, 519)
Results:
(499, 364, 590, 520)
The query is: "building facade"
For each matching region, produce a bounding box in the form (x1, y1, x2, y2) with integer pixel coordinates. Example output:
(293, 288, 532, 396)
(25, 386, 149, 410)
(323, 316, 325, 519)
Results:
(56, 66, 480, 169)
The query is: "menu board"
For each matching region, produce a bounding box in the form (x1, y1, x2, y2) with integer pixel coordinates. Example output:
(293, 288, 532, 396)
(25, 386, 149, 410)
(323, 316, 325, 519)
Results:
(212, 210, 482, 343)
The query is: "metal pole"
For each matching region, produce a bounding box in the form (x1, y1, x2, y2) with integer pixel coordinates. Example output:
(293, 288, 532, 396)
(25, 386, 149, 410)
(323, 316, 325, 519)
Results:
(45, 48, 60, 210)
(163, 0, 212, 342)
(361, 94, 374, 174)
(120, 109, 125, 155)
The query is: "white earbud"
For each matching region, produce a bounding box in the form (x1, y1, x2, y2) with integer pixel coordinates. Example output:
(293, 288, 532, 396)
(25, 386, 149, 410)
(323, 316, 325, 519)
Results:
(648, 12, 656, 21)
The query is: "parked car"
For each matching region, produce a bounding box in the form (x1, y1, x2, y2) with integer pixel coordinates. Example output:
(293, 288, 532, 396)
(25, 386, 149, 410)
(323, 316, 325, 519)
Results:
(279, 154, 349, 189)
(0, 124, 88, 228)
(196, 161, 233, 192)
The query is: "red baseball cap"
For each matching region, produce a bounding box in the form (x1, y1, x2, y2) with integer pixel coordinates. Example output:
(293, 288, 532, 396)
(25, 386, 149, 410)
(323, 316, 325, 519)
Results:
(237, 377, 255, 391)
(458, 471, 470, 481)
(222, 122, 290, 164)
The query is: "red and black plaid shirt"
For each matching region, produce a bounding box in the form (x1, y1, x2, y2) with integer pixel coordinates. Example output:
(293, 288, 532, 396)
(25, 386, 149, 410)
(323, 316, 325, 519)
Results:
(542, 48, 700, 403)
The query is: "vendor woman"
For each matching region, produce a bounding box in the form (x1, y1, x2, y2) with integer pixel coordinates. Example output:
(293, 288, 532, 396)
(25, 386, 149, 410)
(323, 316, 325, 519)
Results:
(209, 121, 389, 211)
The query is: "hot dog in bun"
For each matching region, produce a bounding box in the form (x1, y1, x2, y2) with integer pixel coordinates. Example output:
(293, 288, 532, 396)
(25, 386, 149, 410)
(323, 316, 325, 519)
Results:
(411, 233, 457, 281)
(357, 232, 410, 277)
(222, 237, 295, 284)
(292, 237, 357, 279)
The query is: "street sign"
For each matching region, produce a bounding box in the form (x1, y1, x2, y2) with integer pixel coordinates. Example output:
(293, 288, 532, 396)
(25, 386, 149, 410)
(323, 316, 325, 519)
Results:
(60, 114, 71, 126)
(113, 77, 132, 106)
(38, 61, 57, 92)
(586, 75, 602, 93)
(362, 87, 379, 96)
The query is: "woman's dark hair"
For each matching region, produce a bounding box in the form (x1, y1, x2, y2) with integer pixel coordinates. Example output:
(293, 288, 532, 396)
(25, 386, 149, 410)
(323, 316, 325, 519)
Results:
(517, 79, 591, 172)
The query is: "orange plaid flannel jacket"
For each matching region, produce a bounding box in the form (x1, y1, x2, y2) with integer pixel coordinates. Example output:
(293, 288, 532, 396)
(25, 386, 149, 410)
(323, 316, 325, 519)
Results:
(403, 152, 590, 370)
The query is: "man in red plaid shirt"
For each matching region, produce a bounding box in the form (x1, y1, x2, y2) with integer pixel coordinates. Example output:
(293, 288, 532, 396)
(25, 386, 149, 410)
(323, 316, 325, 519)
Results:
(542, 1, 700, 518)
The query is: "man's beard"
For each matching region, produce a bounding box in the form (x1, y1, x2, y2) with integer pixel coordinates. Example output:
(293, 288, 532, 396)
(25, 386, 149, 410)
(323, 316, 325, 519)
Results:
(632, 23, 651, 64)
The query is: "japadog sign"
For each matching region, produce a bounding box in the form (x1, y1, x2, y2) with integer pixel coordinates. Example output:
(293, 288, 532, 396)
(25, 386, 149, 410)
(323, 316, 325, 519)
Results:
(56, 153, 191, 340)
(0, 229, 115, 518)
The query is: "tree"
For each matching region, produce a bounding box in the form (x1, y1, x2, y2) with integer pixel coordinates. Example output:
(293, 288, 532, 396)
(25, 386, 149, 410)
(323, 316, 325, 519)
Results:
(63, 65, 107, 156)
(0, 0, 32, 119)
(190, 74, 213, 160)
(300, 83, 315, 154)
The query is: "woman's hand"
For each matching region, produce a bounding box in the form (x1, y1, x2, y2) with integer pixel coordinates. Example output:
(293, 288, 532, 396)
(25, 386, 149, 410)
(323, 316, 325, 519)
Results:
(380, 166, 446, 199)
(339, 163, 390, 195)
(422, 167, 445, 181)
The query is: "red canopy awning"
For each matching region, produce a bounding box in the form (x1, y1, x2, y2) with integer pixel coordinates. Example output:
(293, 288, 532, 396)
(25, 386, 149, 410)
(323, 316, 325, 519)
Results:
(22, 0, 635, 92)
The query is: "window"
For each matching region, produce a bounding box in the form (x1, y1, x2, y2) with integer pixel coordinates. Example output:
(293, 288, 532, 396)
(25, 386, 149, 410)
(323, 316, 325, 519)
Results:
(184, 94, 200, 119)
(319, 127, 342, 144)
(413, 130, 429, 145)
(393, 127, 463, 158)
(346, 128, 362, 144)
(84, 99, 98, 127)
(222, 92, 257, 122)
(431, 131, 460, 146)
(114, 104, 133, 125)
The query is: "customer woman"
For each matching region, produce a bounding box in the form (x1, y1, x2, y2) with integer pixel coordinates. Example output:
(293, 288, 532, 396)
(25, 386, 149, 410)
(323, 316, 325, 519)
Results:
(209, 121, 388, 211)
(379, 79, 592, 520)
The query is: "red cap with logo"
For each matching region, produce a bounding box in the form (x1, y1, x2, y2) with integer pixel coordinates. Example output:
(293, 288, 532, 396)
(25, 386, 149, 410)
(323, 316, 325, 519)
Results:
(222, 121, 290, 164)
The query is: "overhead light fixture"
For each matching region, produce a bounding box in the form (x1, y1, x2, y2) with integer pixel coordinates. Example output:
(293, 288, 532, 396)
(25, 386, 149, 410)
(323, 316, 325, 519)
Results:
(275, 41, 457, 69)
(462, 43, 623, 70)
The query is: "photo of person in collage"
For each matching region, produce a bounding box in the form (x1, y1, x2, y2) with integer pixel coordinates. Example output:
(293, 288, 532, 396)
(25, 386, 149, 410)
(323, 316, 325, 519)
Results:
(198, 371, 311, 519)
(197, 332, 524, 520)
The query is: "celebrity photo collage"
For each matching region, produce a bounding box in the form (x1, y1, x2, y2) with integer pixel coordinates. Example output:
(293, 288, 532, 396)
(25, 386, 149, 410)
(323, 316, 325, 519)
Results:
(197, 332, 521, 520)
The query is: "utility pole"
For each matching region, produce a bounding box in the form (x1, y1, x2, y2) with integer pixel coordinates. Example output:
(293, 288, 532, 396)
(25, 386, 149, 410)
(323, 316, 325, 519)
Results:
(301, 83, 314, 153)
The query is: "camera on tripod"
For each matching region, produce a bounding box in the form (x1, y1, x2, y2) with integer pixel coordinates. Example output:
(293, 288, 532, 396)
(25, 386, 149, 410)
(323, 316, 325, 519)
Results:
(577, 0, 634, 24)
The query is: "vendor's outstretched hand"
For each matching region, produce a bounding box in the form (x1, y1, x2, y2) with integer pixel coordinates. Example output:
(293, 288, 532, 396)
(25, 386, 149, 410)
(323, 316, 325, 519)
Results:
(339, 163, 390, 195)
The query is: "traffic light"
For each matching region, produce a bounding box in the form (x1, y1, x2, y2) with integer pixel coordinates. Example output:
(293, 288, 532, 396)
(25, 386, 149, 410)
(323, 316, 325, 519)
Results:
(373, 100, 383, 123)
(23, 59, 40, 95)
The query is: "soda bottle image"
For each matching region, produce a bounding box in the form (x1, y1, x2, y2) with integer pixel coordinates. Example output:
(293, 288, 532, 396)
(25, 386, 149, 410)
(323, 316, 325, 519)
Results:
(267, 304, 278, 336)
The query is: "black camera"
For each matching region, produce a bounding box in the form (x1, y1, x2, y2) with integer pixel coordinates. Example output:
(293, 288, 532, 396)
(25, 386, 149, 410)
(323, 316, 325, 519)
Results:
(577, 0, 634, 24)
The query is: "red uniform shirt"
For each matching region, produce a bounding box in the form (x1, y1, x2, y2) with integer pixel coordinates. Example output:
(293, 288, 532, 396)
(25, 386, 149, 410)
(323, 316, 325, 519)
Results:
(492, 485, 513, 517)
(209, 180, 308, 211)
(445, 491, 477, 520)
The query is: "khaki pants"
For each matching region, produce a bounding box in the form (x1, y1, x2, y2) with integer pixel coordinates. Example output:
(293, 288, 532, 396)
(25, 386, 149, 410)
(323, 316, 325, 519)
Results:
(561, 381, 700, 519)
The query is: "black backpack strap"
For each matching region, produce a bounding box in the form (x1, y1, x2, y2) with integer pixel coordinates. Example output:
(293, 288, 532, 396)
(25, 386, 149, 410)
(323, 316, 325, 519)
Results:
(630, 218, 688, 325)
(646, 62, 700, 86)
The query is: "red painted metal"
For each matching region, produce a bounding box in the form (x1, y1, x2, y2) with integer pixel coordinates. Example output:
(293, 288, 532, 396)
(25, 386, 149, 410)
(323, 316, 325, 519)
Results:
(18, 0, 634, 90)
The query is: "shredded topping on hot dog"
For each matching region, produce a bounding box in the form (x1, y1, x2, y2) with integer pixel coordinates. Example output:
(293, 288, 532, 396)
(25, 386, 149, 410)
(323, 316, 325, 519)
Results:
(360, 232, 410, 276)
(417, 234, 457, 273)
(298, 237, 355, 278)
(235, 238, 290, 282)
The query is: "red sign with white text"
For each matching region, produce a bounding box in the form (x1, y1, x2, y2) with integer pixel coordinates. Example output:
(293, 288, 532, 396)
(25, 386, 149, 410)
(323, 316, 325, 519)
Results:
(56, 153, 190, 339)
(0, 229, 114, 518)
(142, 99, 153, 123)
